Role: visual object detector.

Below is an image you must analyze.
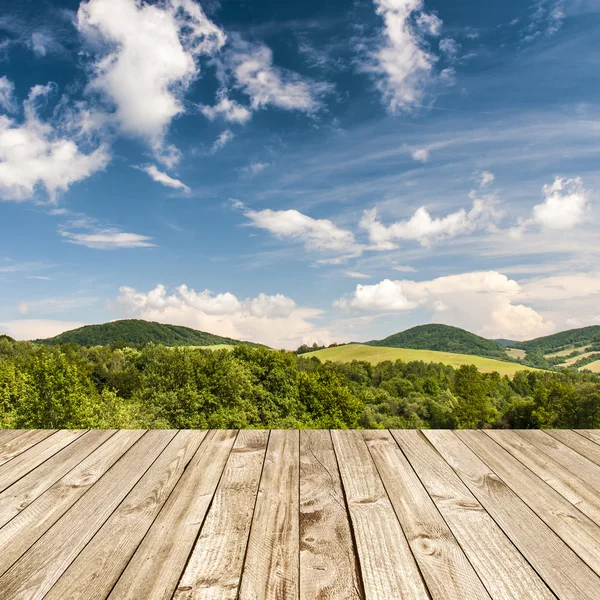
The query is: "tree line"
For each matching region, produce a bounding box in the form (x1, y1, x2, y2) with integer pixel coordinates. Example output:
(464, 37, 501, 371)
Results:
(1, 337, 599, 429)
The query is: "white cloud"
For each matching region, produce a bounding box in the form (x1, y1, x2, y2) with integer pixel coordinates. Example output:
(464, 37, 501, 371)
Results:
(439, 37, 460, 60)
(336, 270, 555, 340)
(345, 271, 371, 279)
(18, 302, 28, 315)
(210, 129, 234, 153)
(0, 84, 110, 202)
(479, 170, 495, 187)
(360, 198, 494, 249)
(58, 216, 155, 249)
(222, 35, 332, 114)
(243, 161, 271, 176)
(0, 76, 16, 113)
(199, 92, 252, 124)
(77, 0, 225, 161)
(392, 264, 416, 272)
(416, 12, 442, 36)
(512, 176, 591, 235)
(139, 164, 190, 192)
(116, 283, 328, 348)
(0, 319, 85, 340)
(367, 0, 440, 112)
(244, 207, 364, 259)
(411, 148, 430, 162)
(29, 30, 57, 57)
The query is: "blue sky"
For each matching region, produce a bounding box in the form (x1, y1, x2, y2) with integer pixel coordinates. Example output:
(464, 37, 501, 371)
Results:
(1, 0, 599, 348)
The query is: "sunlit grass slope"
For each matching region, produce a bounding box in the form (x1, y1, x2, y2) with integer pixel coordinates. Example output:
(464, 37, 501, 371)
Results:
(306, 344, 539, 376)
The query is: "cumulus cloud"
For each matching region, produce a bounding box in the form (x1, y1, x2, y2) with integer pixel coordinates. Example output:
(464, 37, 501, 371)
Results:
(116, 283, 328, 348)
(77, 0, 225, 162)
(366, 0, 441, 112)
(0, 319, 85, 340)
(411, 148, 430, 162)
(199, 92, 252, 124)
(479, 170, 495, 187)
(0, 84, 110, 202)
(360, 197, 495, 249)
(439, 37, 460, 60)
(244, 207, 364, 259)
(220, 35, 332, 114)
(336, 270, 555, 340)
(139, 164, 190, 191)
(210, 129, 234, 153)
(512, 176, 591, 235)
(58, 216, 155, 249)
(0, 76, 16, 113)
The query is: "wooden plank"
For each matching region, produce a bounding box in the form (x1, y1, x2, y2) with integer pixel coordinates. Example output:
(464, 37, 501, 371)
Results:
(364, 430, 489, 600)
(547, 429, 600, 468)
(520, 430, 600, 489)
(463, 430, 600, 573)
(0, 430, 175, 600)
(0, 430, 55, 467)
(299, 430, 362, 600)
(0, 429, 86, 493)
(0, 429, 143, 577)
(0, 430, 115, 530)
(392, 430, 553, 600)
(331, 429, 428, 600)
(44, 430, 206, 600)
(576, 429, 600, 446)
(426, 430, 600, 600)
(0, 431, 26, 446)
(238, 430, 300, 600)
(109, 430, 237, 600)
(174, 430, 268, 600)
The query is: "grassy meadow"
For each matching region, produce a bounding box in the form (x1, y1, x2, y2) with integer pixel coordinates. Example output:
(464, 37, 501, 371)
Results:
(305, 344, 537, 377)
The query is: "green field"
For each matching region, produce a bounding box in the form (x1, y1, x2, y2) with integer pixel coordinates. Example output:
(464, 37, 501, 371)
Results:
(306, 344, 538, 376)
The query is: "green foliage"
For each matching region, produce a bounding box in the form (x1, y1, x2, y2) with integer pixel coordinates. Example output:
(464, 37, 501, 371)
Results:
(33, 319, 262, 349)
(515, 325, 600, 355)
(366, 324, 509, 359)
(1, 337, 599, 430)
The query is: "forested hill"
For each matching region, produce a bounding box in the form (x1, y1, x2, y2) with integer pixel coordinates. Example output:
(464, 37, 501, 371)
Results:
(514, 326, 600, 354)
(34, 319, 260, 348)
(367, 324, 509, 359)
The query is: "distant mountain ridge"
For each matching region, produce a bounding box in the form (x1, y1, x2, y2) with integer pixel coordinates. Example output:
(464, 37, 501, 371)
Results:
(366, 324, 509, 359)
(34, 319, 261, 348)
(514, 325, 600, 355)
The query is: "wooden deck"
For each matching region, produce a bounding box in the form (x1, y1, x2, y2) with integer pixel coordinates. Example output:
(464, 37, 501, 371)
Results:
(0, 430, 599, 599)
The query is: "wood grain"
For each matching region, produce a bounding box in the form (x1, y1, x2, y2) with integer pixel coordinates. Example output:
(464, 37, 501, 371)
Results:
(428, 429, 600, 600)
(0, 431, 26, 447)
(44, 430, 206, 600)
(391, 429, 553, 600)
(0, 430, 175, 600)
(576, 429, 600, 446)
(174, 430, 268, 600)
(547, 429, 600, 468)
(300, 430, 363, 600)
(109, 429, 237, 600)
(364, 429, 489, 600)
(0, 430, 114, 530)
(0, 429, 85, 494)
(0, 430, 55, 467)
(238, 430, 300, 600)
(332, 429, 428, 600)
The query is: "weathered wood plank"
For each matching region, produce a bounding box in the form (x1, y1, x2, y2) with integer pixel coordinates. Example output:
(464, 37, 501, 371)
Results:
(109, 430, 237, 600)
(0, 430, 143, 577)
(0, 429, 86, 494)
(0, 430, 175, 600)
(463, 430, 600, 573)
(238, 430, 300, 600)
(576, 429, 600, 446)
(44, 430, 206, 600)
(491, 430, 600, 522)
(174, 430, 268, 600)
(364, 429, 489, 600)
(391, 430, 553, 600)
(331, 429, 428, 600)
(0, 431, 27, 447)
(299, 430, 362, 600)
(547, 429, 600, 468)
(0, 430, 55, 467)
(427, 430, 600, 600)
(0, 430, 114, 530)
(519, 430, 600, 490)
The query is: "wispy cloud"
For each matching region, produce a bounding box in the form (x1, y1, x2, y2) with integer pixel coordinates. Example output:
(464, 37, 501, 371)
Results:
(138, 165, 190, 192)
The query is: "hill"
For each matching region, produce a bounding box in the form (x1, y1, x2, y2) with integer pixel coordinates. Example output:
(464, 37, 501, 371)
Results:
(34, 319, 260, 348)
(366, 324, 509, 359)
(494, 339, 518, 347)
(514, 326, 600, 355)
(305, 344, 537, 377)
